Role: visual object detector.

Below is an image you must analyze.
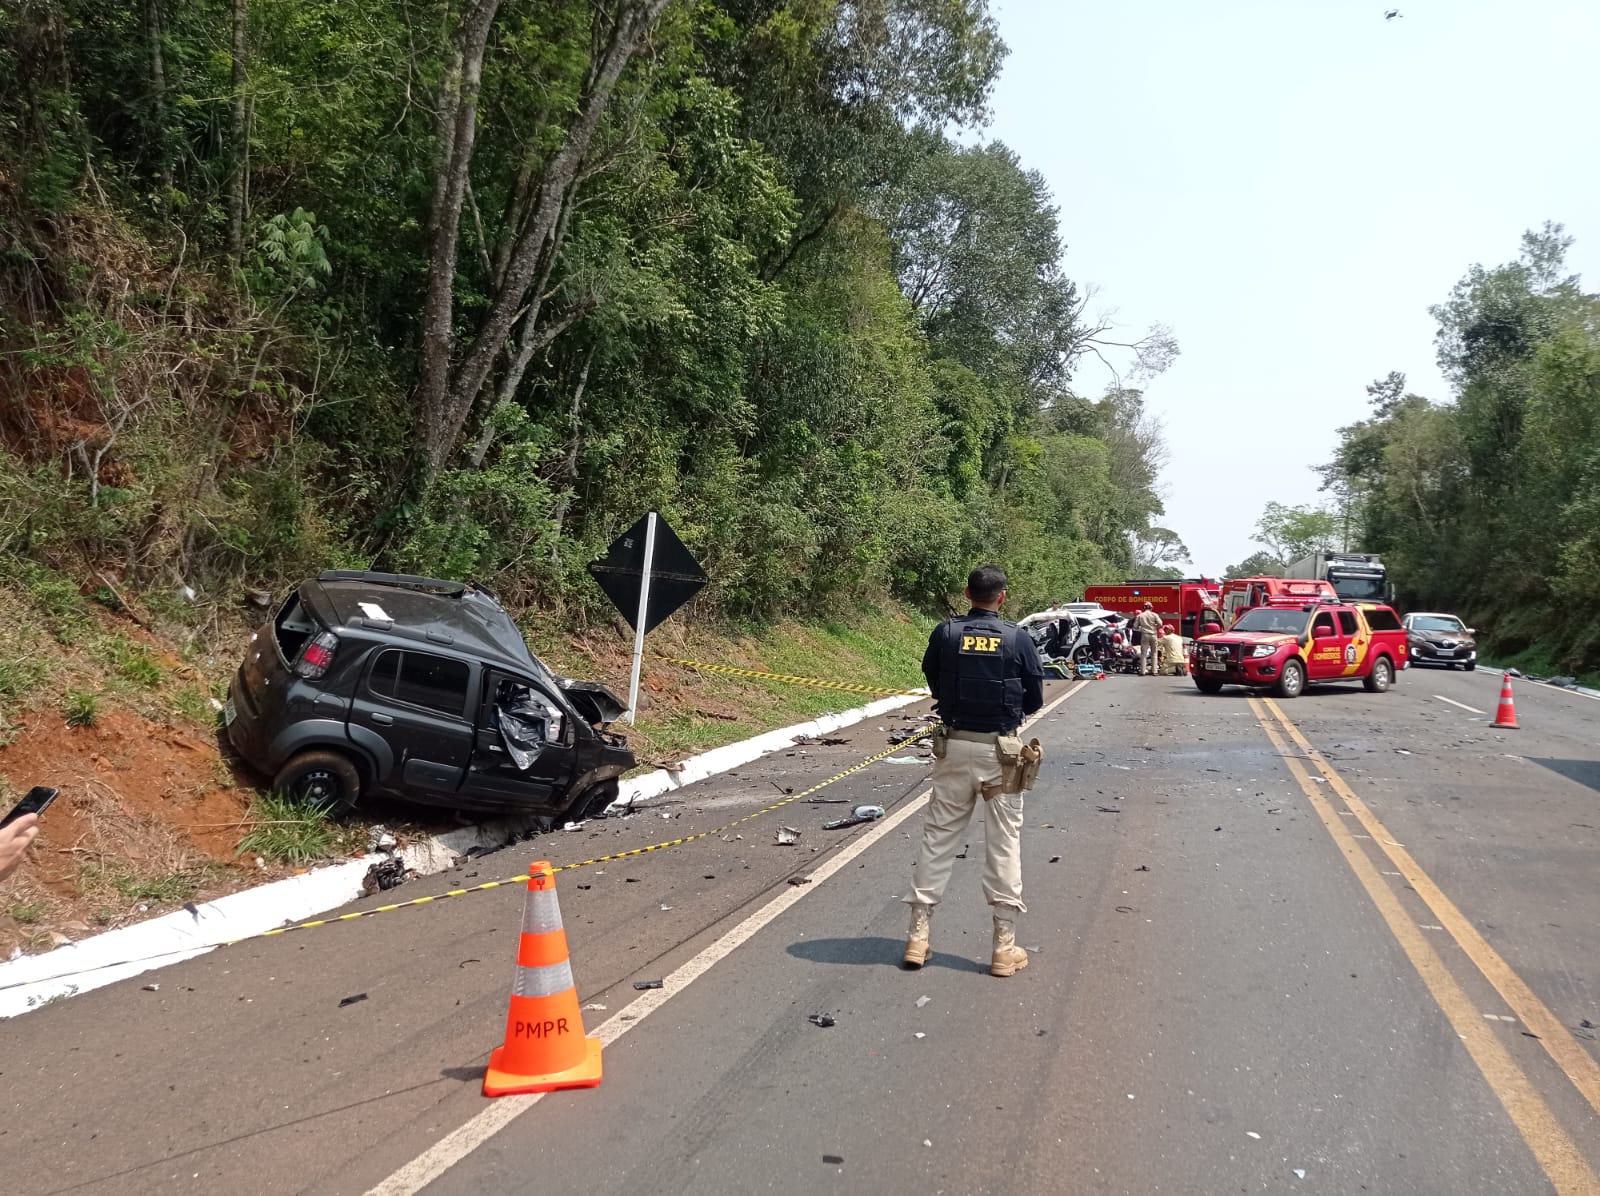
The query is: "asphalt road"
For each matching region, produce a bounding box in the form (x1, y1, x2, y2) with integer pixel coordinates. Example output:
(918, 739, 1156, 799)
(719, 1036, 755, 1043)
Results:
(2, 666, 1597, 1195)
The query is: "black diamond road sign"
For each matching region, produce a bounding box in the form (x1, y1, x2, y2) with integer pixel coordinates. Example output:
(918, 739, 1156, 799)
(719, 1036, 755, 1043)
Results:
(587, 512, 708, 635)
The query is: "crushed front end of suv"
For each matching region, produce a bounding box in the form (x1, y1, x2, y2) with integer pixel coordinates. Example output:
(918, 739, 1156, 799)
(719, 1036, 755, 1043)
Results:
(225, 571, 636, 819)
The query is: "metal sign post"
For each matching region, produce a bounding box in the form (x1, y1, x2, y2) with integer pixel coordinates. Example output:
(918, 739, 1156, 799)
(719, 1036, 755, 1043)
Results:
(624, 512, 658, 725)
(587, 509, 707, 727)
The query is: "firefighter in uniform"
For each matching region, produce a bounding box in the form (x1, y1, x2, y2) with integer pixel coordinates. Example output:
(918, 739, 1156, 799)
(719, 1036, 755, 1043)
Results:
(905, 564, 1045, 977)
(1132, 602, 1162, 676)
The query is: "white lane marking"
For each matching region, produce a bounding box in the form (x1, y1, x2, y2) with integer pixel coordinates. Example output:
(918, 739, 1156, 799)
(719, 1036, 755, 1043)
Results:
(366, 683, 1088, 1195)
(1434, 695, 1486, 715)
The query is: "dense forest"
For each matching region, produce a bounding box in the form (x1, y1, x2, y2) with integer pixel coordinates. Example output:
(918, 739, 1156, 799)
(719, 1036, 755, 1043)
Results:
(0, 0, 1180, 625)
(1321, 225, 1600, 673)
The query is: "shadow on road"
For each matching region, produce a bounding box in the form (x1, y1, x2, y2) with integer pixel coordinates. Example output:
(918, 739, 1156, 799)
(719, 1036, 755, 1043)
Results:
(786, 936, 987, 973)
(1526, 757, 1600, 796)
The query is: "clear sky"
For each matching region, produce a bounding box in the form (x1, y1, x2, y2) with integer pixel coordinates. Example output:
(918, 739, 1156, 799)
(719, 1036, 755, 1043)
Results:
(982, 0, 1600, 576)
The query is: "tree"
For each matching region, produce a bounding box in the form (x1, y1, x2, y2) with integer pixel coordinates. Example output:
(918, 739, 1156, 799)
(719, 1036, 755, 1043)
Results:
(1130, 527, 1189, 574)
(1250, 502, 1339, 564)
(1224, 552, 1284, 580)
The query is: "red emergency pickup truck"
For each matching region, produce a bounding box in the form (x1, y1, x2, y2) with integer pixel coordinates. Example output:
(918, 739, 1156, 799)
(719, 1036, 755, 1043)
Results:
(1188, 601, 1409, 698)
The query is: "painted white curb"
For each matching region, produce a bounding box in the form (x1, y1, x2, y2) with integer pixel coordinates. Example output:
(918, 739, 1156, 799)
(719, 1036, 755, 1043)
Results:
(0, 688, 928, 1016)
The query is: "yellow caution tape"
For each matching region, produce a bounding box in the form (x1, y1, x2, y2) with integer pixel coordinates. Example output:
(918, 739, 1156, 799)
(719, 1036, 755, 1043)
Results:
(2, 726, 935, 989)
(652, 655, 926, 698)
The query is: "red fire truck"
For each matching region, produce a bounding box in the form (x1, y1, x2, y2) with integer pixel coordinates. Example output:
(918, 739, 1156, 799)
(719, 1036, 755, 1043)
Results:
(1082, 579, 1222, 641)
(1217, 576, 1337, 627)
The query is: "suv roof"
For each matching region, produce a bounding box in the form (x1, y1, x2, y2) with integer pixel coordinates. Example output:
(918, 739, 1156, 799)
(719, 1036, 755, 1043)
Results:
(303, 571, 540, 675)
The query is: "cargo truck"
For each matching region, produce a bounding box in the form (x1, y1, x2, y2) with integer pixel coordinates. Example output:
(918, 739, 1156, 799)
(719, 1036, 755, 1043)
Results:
(1284, 552, 1391, 603)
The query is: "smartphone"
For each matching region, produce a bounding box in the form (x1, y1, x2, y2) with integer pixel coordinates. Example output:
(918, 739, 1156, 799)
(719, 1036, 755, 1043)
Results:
(0, 786, 58, 829)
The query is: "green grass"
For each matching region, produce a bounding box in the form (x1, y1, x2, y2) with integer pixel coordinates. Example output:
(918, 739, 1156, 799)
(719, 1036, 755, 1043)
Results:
(237, 790, 342, 864)
(0, 555, 90, 644)
(530, 605, 938, 766)
(169, 684, 214, 726)
(63, 688, 100, 726)
(78, 862, 205, 905)
(8, 900, 47, 925)
(0, 649, 49, 698)
(93, 635, 165, 688)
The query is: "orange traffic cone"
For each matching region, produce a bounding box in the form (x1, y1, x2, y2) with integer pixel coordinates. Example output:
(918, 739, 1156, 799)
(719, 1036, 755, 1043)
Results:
(483, 860, 603, 1098)
(1492, 673, 1520, 730)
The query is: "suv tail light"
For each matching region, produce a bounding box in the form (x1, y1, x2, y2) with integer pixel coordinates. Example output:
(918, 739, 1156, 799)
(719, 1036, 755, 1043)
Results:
(294, 630, 340, 680)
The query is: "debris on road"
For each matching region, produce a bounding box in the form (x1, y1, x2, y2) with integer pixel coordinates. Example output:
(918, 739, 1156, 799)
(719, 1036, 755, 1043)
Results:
(788, 876, 813, 886)
(1049, 855, 1061, 863)
(808, 1013, 836, 1028)
(916, 995, 931, 1008)
(583, 1003, 607, 1011)
(142, 983, 159, 992)
(884, 756, 923, 765)
(633, 979, 664, 990)
(1293, 1169, 1307, 1180)
(914, 1032, 926, 1039)
(775, 826, 801, 846)
(367, 825, 397, 852)
(361, 856, 412, 896)
(823, 804, 886, 830)
(1135, 865, 1150, 871)
(659, 904, 673, 911)
(457, 958, 480, 968)
(338, 993, 368, 1008)
(822, 1154, 844, 1165)
(1095, 806, 1121, 814)
(562, 821, 586, 832)
(1246, 1131, 1261, 1140)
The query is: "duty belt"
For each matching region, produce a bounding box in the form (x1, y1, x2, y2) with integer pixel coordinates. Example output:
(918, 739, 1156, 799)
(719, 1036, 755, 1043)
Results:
(946, 728, 1011, 743)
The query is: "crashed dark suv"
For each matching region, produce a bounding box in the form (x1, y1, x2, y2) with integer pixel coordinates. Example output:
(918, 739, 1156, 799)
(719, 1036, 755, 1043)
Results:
(225, 571, 636, 819)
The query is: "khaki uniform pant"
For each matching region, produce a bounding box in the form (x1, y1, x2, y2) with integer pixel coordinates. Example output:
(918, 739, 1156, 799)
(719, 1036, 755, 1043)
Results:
(906, 736, 1025, 912)
(1139, 633, 1158, 674)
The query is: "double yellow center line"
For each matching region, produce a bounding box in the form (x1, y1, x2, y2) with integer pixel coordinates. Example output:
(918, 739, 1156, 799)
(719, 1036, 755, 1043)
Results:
(1251, 696, 1600, 1195)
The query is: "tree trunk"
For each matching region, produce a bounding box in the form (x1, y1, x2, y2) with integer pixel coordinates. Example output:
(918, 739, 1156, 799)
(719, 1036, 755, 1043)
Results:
(417, 0, 503, 475)
(225, 0, 249, 262)
(547, 348, 596, 553)
(424, 0, 671, 473)
(143, 0, 172, 202)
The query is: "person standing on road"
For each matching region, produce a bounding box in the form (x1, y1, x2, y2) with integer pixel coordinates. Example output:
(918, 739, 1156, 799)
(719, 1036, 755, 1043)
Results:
(1132, 602, 1162, 676)
(905, 564, 1045, 978)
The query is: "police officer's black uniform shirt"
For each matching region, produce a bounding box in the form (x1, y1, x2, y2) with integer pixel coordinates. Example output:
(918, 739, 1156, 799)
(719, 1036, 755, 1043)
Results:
(922, 608, 1046, 733)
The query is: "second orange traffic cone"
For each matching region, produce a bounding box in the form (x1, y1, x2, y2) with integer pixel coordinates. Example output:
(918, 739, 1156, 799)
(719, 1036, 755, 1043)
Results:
(1492, 672, 1520, 730)
(483, 860, 603, 1098)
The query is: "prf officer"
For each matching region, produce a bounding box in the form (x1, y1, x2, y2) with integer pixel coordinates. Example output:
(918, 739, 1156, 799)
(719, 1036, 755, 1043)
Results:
(905, 564, 1044, 977)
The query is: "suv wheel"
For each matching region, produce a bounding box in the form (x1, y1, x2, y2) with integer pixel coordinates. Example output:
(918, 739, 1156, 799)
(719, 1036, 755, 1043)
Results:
(1364, 656, 1394, 693)
(575, 780, 622, 821)
(273, 750, 362, 812)
(1193, 677, 1223, 695)
(1275, 659, 1305, 699)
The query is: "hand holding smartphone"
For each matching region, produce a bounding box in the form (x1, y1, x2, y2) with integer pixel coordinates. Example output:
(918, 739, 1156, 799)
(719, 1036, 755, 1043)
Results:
(1, 786, 58, 829)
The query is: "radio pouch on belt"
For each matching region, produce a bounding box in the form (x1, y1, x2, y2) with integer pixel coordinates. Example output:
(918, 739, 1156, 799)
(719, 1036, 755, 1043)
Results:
(996, 734, 1024, 794)
(930, 725, 949, 760)
(1018, 737, 1043, 792)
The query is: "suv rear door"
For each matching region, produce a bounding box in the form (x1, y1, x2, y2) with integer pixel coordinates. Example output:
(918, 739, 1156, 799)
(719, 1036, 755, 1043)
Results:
(351, 649, 473, 796)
